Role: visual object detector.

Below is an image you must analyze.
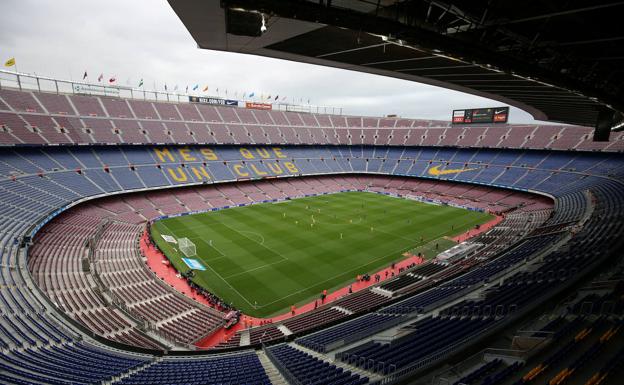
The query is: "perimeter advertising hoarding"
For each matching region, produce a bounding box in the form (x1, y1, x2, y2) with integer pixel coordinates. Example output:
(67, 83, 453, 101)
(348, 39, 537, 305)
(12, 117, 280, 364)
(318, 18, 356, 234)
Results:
(73, 84, 120, 97)
(245, 102, 272, 110)
(188, 96, 238, 106)
(452, 107, 509, 124)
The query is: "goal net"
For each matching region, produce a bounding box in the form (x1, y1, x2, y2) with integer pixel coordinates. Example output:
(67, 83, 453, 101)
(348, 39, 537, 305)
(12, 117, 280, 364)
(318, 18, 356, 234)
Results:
(178, 237, 197, 258)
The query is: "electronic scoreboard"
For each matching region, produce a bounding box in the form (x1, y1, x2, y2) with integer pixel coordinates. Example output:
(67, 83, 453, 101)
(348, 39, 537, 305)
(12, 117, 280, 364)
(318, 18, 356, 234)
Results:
(452, 107, 509, 124)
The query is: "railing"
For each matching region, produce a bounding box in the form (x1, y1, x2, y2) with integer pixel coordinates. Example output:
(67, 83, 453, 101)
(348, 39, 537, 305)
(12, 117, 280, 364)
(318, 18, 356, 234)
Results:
(377, 318, 506, 383)
(314, 314, 409, 353)
(0, 69, 344, 115)
(431, 332, 552, 385)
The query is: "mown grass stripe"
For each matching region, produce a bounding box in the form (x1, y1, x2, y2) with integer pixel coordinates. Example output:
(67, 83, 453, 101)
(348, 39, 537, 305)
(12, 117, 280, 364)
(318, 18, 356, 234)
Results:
(151, 191, 493, 317)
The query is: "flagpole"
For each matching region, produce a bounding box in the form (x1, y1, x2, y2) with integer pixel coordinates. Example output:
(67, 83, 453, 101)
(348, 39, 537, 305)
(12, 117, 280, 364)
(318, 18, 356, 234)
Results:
(12, 61, 21, 90)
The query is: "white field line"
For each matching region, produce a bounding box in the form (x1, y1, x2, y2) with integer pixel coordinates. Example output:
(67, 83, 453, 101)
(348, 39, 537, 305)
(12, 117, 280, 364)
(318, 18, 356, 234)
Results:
(252, 215, 490, 308)
(157, 196, 490, 310)
(201, 239, 229, 258)
(222, 259, 289, 280)
(203, 261, 258, 308)
(238, 230, 265, 245)
(157, 221, 257, 308)
(254, 242, 418, 308)
(160, 221, 228, 257)
(186, 236, 229, 259)
(212, 218, 290, 263)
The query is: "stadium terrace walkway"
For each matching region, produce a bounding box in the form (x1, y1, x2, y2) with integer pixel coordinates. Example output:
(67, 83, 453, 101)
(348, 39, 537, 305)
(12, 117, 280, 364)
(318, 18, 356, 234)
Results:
(141, 216, 501, 348)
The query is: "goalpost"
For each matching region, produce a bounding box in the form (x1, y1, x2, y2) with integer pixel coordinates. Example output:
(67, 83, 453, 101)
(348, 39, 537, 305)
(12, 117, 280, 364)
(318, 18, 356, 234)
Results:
(178, 237, 197, 258)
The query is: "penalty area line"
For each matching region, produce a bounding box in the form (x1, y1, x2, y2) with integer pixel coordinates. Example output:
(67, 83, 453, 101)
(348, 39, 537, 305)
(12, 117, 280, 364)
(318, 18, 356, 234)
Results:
(203, 263, 258, 309)
(213, 218, 290, 263)
(222, 259, 289, 280)
(157, 222, 257, 308)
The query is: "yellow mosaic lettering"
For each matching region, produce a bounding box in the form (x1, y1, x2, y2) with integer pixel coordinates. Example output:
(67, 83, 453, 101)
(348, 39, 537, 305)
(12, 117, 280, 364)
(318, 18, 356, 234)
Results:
(154, 148, 174, 163)
(179, 147, 196, 162)
(273, 147, 286, 158)
(250, 163, 268, 176)
(267, 162, 283, 175)
(168, 167, 188, 182)
(233, 164, 249, 177)
(200, 148, 218, 161)
(239, 148, 254, 159)
(191, 166, 211, 181)
(256, 148, 270, 159)
(284, 162, 299, 173)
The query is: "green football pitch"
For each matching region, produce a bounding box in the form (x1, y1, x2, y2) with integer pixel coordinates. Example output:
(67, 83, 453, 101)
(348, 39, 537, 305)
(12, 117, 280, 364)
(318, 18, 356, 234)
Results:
(150, 191, 493, 317)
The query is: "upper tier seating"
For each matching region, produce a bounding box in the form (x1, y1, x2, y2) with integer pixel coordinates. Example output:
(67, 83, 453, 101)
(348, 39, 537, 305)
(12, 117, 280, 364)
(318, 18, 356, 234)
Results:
(1, 88, 623, 150)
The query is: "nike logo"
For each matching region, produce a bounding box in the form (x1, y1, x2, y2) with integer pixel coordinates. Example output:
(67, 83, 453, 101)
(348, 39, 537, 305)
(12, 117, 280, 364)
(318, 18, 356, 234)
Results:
(428, 165, 479, 176)
(494, 109, 506, 114)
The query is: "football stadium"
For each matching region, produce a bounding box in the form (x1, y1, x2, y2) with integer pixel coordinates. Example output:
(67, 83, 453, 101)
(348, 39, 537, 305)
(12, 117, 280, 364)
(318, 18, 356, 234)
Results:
(1, 1, 624, 385)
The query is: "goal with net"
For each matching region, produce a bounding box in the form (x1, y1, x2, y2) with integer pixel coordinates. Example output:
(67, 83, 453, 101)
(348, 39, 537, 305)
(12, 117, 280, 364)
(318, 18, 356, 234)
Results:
(178, 237, 197, 258)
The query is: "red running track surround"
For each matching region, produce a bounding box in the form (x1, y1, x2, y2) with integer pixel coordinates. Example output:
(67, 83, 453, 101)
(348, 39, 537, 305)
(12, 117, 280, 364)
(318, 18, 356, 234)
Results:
(141, 214, 503, 348)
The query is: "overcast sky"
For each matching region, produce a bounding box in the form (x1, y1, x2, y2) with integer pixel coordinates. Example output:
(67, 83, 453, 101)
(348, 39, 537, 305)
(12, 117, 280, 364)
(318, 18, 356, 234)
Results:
(0, 0, 540, 123)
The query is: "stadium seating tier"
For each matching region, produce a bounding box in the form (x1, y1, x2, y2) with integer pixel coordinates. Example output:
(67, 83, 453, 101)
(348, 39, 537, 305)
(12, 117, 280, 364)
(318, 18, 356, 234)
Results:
(0, 87, 622, 385)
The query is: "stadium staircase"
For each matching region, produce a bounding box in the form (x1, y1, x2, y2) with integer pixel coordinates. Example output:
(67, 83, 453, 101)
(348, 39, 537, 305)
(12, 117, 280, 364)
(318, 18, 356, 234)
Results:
(277, 325, 293, 336)
(240, 329, 251, 346)
(257, 350, 290, 385)
(332, 306, 355, 315)
(108, 357, 161, 385)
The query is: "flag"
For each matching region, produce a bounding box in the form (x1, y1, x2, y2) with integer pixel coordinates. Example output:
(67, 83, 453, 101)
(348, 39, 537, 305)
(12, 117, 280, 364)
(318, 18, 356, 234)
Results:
(307, 99, 310, 104)
(249, 92, 255, 98)
(274, 95, 279, 100)
(174, 84, 178, 91)
(164, 84, 168, 91)
(193, 84, 199, 91)
(282, 95, 287, 101)
(138, 79, 144, 87)
(267, 95, 271, 99)
(202, 85, 208, 92)
(185, 85, 188, 93)
(97, 73, 103, 82)
(216, 88, 219, 93)
(109, 76, 116, 83)
(4, 58, 15, 67)
(82, 71, 88, 80)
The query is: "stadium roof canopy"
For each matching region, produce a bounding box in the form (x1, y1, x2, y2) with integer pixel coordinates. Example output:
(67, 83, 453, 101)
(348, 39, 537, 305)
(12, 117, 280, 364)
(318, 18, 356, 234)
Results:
(169, 0, 624, 131)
